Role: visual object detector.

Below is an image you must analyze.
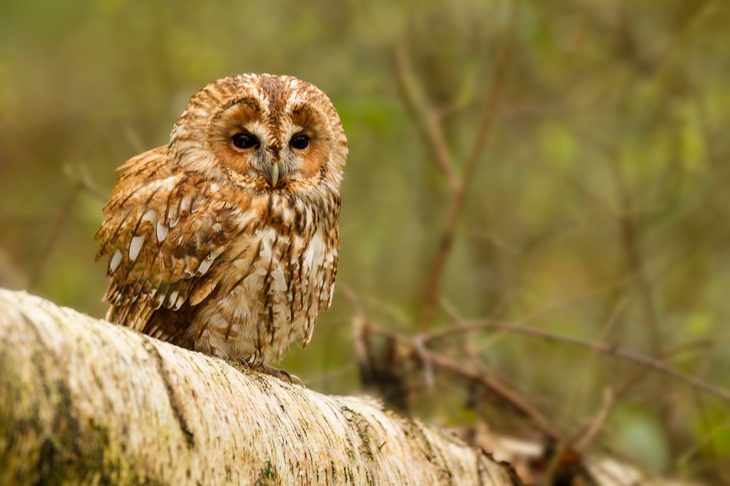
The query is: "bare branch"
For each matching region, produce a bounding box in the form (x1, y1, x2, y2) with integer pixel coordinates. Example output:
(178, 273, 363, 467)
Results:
(574, 388, 614, 450)
(392, 44, 459, 191)
(366, 321, 562, 441)
(417, 0, 517, 330)
(610, 154, 663, 356)
(425, 320, 730, 403)
(28, 184, 81, 289)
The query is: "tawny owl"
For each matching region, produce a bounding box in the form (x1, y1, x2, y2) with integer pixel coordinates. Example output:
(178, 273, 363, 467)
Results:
(95, 74, 347, 381)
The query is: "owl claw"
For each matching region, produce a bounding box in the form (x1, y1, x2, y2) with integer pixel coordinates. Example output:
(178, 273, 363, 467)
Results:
(225, 360, 304, 385)
(258, 363, 304, 386)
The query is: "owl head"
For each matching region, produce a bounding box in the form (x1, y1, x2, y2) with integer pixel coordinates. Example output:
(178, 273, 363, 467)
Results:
(169, 74, 348, 195)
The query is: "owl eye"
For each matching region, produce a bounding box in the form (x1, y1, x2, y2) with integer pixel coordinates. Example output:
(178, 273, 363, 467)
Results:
(231, 132, 259, 150)
(289, 133, 310, 150)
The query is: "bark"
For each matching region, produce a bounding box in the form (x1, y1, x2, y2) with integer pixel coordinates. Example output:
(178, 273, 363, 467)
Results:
(0, 289, 521, 485)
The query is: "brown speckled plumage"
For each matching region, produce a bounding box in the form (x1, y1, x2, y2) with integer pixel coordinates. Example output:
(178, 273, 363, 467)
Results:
(95, 74, 347, 373)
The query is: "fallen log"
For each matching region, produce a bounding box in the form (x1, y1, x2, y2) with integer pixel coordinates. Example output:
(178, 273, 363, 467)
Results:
(0, 289, 520, 485)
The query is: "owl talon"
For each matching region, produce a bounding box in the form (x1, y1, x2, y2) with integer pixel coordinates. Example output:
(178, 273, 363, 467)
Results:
(225, 360, 303, 385)
(258, 364, 303, 386)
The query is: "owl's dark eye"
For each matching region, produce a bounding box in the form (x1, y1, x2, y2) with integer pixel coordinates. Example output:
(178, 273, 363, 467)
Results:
(289, 133, 310, 150)
(231, 132, 259, 150)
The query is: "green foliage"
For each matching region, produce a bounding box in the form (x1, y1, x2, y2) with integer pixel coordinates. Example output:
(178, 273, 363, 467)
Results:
(693, 404, 730, 457)
(2, 0, 730, 481)
(613, 406, 671, 473)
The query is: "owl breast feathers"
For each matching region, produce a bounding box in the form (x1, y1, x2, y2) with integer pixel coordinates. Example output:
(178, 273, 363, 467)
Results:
(95, 74, 347, 369)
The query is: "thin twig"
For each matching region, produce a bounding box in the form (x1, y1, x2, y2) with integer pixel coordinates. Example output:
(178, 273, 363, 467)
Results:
(677, 419, 730, 467)
(28, 184, 82, 289)
(422, 349, 561, 439)
(338, 284, 411, 328)
(574, 388, 614, 450)
(76, 163, 109, 202)
(392, 44, 459, 191)
(564, 297, 626, 429)
(417, 1, 517, 330)
(572, 327, 711, 450)
(425, 320, 730, 403)
(610, 156, 662, 356)
(412, 333, 436, 389)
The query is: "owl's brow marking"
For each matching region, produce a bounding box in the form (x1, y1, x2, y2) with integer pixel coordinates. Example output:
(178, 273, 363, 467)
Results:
(216, 96, 264, 123)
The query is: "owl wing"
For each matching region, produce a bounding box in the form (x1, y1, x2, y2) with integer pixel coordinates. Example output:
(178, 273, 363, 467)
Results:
(95, 146, 235, 342)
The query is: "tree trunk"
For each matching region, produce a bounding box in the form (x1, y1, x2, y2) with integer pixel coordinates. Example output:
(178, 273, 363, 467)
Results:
(0, 289, 521, 485)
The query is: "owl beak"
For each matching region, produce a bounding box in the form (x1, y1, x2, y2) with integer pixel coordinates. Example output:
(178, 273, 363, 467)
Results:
(268, 162, 281, 188)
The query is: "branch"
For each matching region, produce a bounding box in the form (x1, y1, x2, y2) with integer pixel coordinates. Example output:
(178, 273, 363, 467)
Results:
(392, 44, 459, 192)
(364, 321, 562, 441)
(0, 289, 521, 485)
(425, 320, 730, 403)
(416, 1, 517, 330)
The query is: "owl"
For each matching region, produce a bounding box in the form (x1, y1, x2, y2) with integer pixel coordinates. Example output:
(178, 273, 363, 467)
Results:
(95, 74, 347, 381)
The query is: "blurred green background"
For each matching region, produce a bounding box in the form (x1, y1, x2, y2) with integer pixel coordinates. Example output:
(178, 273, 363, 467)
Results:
(2, 0, 729, 481)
